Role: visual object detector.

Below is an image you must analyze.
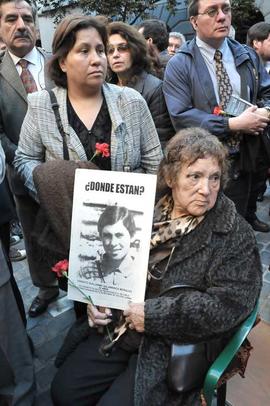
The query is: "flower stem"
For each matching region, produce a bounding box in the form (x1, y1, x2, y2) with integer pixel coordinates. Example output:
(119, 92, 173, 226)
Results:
(63, 271, 93, 304)
(63, 271, 112, 342)
(89, 152, 97, 163)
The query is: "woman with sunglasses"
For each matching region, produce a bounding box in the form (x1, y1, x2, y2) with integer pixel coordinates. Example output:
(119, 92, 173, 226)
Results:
(51, 128, 261, 406)
(107, 21, 174, 150)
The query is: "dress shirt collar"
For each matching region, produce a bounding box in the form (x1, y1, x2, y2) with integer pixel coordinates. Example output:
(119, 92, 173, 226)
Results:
(196, 37, 229, 62)
(8, 46, 40, 67)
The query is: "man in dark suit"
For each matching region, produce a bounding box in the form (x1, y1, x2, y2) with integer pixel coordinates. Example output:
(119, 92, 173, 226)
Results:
(0, 0, 57, 317)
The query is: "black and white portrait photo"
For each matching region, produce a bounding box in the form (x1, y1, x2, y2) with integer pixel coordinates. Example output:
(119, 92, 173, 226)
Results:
(68, 169, 156, 310)
(77, 204, 141, 289)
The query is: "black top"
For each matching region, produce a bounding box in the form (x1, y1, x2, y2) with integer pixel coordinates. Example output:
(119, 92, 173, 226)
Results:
(67, 96, 112, 170)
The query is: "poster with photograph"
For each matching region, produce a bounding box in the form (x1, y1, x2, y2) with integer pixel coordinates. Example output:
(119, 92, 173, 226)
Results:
(68, 169, 157, 310)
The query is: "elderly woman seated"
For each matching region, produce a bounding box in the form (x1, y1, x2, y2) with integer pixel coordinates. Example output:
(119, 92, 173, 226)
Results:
(51, 128, 262, 406)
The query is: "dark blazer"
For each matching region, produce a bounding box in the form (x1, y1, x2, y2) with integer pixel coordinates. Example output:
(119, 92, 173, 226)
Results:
(128, 71, 174, 150)
(0, 49, 54, 194)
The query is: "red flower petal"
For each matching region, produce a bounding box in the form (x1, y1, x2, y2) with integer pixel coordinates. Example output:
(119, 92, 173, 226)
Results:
(51, 259, 69, 277)
(213, 106, 222, 115)
(95, 143, 110, 158)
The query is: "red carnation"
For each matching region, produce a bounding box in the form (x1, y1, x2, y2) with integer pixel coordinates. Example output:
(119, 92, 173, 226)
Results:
(51, 259, 93, 304)
(95, 143, 110, 158)
(213, 106, 225, 116)
(51, 259, 69, 277)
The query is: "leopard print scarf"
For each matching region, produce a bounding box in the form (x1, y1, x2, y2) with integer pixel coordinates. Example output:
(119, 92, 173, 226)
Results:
(151, 194, 205, 249)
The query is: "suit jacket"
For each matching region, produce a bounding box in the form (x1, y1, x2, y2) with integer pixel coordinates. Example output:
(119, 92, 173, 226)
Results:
(0, 48, 54, 194)
(14, 84, 163, 199)
(163, 38, 270, 171)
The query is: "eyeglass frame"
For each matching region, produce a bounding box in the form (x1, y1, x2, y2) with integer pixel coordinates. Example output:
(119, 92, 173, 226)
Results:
(196, 4, 231, 18)
(107, 43, 130, 55)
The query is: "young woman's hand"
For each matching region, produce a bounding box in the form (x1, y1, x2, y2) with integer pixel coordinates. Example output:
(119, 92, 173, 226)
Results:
(87, 304, 113, 327)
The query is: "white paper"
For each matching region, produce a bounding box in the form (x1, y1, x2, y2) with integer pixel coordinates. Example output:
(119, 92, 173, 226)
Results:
(68, 169, 156, 310)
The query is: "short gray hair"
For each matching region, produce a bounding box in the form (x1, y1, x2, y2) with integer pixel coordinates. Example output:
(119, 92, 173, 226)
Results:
(169, 32, 186, 44)
(0, 0, 37, 19)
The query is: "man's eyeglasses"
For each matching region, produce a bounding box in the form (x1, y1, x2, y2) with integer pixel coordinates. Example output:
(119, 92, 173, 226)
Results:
(197, 5, 231, 18)
(107, 43, 130, 55)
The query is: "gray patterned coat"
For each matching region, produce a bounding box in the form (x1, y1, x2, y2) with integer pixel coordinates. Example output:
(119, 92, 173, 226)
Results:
(134, 193, 262, 406)
(14, 83, 163, 199)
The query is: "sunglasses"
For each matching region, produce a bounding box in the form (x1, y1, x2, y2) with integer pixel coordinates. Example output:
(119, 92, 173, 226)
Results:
(107, 43, 130, 55)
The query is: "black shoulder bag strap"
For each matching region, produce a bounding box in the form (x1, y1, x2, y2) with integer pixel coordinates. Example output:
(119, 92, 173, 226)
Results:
(48, 90, 70, 161)
(159, 283, 206, 297)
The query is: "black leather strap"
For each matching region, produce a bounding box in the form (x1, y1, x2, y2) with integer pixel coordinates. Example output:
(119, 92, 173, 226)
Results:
(159, 284, 206, 297)
(48, 90, 70, 161)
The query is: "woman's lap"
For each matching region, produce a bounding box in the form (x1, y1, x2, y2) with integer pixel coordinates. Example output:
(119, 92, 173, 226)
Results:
(51, 330, 136, 406)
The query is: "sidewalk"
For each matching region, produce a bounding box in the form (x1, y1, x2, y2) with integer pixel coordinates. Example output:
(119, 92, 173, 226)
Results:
(12, 190, 270, 406)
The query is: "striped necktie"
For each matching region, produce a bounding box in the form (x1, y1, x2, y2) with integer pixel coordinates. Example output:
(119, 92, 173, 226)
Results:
(18, 59, 38, 93)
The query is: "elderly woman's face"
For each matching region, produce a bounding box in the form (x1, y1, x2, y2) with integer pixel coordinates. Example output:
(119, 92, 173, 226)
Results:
(170, 156, 221, 217)
(59, 27, 107, 91)
(107, 34, 133, 75)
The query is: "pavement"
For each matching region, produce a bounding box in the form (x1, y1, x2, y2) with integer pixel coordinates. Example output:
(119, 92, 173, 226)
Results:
(12, 189, 270, 406)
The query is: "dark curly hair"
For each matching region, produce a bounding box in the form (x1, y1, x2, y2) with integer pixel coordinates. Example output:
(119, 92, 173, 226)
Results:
(158, 127, 228, 193)
(107, 21, 152, 85)
(47, 14, 107, 88)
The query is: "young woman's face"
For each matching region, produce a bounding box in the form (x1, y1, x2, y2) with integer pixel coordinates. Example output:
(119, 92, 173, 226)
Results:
(107, 34, 133, 75)
(59, 27, 107, 92)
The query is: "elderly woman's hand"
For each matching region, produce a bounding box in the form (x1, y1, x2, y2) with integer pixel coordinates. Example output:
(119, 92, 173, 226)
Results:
(87, 304, 113, 328)
(123, 303, 145, 333)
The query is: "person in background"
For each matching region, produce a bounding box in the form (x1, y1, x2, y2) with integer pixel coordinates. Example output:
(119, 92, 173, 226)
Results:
(0, 140, 35, 406)
(13, 15, 162, 312)
(247, 22, 270, 74)
(167, 32, 186, 56)
(107, 21, 174, 149)
(0, 0, 55, 316)
(138, 19, 170, 71)
(0, 32, 26, 262)
(164, 0, 270, 232)
(51, 127, 261, 406)
(246, 22, 270, 210)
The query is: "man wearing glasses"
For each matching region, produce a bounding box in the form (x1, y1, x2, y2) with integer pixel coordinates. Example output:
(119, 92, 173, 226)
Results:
(163, 0, 270, 231)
